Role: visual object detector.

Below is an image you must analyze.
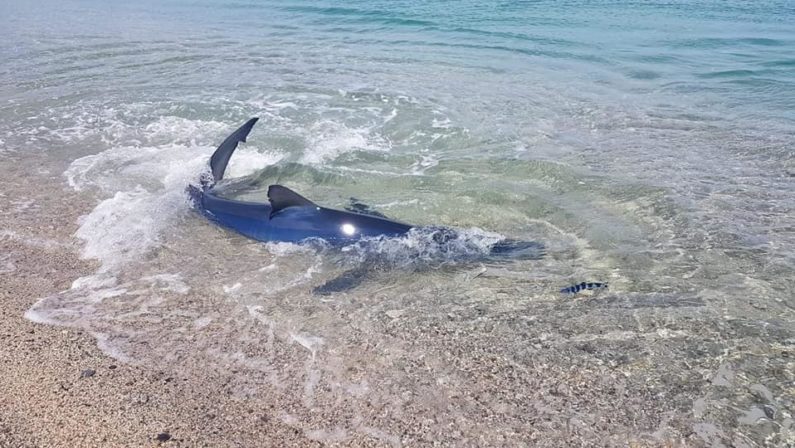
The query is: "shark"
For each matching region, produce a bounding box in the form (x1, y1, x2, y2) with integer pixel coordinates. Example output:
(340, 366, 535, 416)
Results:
(188, 118, 544, 293)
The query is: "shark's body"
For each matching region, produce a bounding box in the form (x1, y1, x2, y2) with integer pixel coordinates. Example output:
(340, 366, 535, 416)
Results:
(190, 118, 415, 245)
(195, 183, 413, 245)
(189, 118, 544, 292)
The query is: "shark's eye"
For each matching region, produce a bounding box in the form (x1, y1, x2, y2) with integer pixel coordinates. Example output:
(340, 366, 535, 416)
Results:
(341, 223, 356, 236)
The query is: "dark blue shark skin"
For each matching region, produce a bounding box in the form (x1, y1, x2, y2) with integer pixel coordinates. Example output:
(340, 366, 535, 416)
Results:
(188, 118, 544, 262)
(195, 186, 413, 245)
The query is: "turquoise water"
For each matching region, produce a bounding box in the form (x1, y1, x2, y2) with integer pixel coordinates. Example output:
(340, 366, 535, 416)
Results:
(2, 1, 794, 445)
(4, 1, 795, 125)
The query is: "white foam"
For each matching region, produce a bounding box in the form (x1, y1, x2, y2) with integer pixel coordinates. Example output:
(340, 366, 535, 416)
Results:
(92, 331, 135, 364)
(193, 316, 213, 329)
(6, 199, 36, 212)
(0, 230, 68, 250)
(0, 259, 14, 274)
(279, 412, 300, 425)
(75, 187, 164, 270)
(139, 274, 190, 294)
(24, 279, 127, 326)
(290, 332, 325, 360)
(357, 426, 402, 448)
(27, 271, 192, 331)
(25, 115, 285, 347)
(383, 108, 398, 124)
(342, 227, 506, 268)
(264, 241, 313, 256)
(246, 305, 273, 325)
(300, 120, 390, 164)
(333, 165, 405, 177)
(143, 116, 229, 145)
(303, 368, 322, 405)
(223, 282, 242, 294)
(44, 108, 232, 149)
(265, 101, 299, 110)
(64, 118, 283, 273)
(431, 117, 452, 128)
(376, 199, 420, 209)
(23, 307, 58, 325)
(71, 273, 117, 290)
(305, 427, 349, 443)
(409, 154, 439, 175)
(226, 147, 283, 178)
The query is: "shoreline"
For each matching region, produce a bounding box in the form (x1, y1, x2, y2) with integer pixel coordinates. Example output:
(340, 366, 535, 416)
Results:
(0, 157, 323, 448)
(1, 153, 791, 447)
(0, 236, 323, 447)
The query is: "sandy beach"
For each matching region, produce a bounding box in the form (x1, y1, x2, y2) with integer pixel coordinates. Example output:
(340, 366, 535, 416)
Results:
(0, 233, 688, 448)
(4, 163, 793, 447)
(0, 165, 324, 447)
(2, 1, 794, 446)
(0, 162, 682, 448)
(1, 291, 319, 448)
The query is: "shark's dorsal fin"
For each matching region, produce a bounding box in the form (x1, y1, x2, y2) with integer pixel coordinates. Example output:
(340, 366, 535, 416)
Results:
(268, 185, 316, 215)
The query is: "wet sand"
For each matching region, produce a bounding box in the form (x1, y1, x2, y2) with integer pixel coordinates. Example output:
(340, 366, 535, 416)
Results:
(0, 247, 314, 448)
(0, 162, 665, 448)
(0, 159, 320, 447)
(2, 155, 793, 447)
(0, 238, 686, 448)
(0, 153, 358, 448)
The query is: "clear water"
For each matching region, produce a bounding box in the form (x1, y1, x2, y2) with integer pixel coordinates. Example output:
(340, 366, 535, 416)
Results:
(2, 1, 794, 445)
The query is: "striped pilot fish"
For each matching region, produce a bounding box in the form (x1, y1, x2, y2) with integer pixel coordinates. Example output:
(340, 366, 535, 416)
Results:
(560, 282, 608, 295)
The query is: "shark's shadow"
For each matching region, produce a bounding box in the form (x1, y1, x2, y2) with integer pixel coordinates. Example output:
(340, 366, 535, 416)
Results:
(312, 218, 546, 295)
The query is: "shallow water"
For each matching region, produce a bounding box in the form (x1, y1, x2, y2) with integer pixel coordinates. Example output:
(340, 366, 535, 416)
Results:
(2, 0, 794, 445)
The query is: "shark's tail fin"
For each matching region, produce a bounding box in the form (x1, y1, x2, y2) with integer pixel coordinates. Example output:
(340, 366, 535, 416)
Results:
(209, 117, 259, 183)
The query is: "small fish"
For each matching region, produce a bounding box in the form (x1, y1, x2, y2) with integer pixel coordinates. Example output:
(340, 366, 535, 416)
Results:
(560, 281, 608, 295)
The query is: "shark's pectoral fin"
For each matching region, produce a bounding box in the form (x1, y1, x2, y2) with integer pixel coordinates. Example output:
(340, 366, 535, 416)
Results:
(345, 197, 389, 219)
(313, 268, 371, 295)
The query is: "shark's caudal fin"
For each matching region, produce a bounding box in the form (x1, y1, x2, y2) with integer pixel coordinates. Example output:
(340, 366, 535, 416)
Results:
(209, 117, 259, 182)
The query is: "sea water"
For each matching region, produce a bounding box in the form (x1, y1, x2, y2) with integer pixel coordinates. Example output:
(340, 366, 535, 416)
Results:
(1, 0, 794, 445)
